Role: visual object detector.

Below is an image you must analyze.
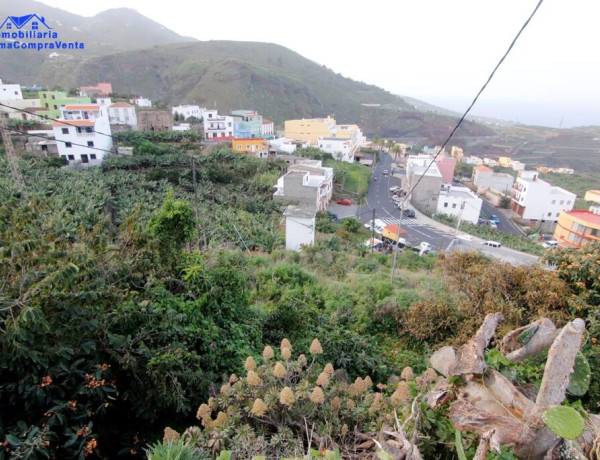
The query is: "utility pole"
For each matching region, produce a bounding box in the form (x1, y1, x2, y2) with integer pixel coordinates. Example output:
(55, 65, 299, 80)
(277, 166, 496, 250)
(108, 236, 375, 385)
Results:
(370, 208, 376, 254)
(390, 204, 404, 282)
(456, 201, 466, 234)
(0, 110, 26, 194)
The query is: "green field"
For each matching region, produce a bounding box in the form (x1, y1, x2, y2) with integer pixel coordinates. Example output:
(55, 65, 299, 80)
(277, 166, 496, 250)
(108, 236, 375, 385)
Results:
(324, 159, 372, 198)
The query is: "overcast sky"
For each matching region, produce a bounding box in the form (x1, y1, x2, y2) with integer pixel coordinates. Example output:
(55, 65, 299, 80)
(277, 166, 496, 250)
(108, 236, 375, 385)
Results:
(39, 0, 600, 128)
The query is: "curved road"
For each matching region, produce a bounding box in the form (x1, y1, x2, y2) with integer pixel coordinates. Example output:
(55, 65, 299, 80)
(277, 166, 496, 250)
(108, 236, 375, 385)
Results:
(357, 153, 456, 251)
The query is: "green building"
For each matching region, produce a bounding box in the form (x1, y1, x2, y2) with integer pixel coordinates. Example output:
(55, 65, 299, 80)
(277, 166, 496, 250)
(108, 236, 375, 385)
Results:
(37, 91, 92, 119)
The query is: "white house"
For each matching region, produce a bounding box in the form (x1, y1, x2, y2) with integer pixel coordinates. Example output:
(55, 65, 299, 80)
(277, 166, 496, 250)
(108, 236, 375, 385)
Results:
(284, 205, 316, 251)
(269, 137, 309, 154)
(317, 137, 353, 162)
(52, 104, 113, 165)
(131, 97, 151, 107)
(172, 105, 204, 120)
(108, 102, 137, 127)
(436, 185, 482, 225)
(510, 170, 576, 223)
(96, 97, 112, 107)
(273, 166, 331, 212)
(262, 119, 274, 137)
(202, 110, 233, 140)
(472, 165, 514, 194)
(0, 98, 41, 120)
(172, 123, 191, 131)
(0, 79, 23, 100)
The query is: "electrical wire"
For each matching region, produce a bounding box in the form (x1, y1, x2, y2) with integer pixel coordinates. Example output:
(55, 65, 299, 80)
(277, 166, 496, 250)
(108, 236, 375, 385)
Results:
(0, 101, 119, 142)
(398, 0, 544, 210)
(0, 124, 116, 156)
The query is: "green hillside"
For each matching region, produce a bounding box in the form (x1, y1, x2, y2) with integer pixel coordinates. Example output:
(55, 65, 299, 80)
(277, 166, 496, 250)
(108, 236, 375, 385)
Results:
(67, 40, 494, 138)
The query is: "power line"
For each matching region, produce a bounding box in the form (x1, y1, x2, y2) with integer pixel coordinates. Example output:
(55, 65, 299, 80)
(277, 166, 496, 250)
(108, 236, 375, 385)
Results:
(398, 0, 544, 211)
(0, 124, 116, 156)
(0, 101, 119, 143)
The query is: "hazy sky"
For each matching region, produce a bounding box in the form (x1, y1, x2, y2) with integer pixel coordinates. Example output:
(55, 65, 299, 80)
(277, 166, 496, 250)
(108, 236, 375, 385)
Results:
(38, 0, 600, 128)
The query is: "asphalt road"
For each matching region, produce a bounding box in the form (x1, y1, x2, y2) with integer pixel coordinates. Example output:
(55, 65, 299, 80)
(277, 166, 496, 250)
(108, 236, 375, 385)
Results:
(357, 153, 455, 250)
(479, 200, 522, 235)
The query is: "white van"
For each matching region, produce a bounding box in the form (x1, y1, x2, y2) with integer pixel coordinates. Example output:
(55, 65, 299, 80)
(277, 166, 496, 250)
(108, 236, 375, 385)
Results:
(482, 240, 502, 248)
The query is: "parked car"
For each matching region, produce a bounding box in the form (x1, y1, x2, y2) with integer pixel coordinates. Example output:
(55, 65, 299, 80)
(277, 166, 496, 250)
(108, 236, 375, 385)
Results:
(392, 195, 402, 202)
(402, 209, 415, 218)
(327, 211, 338, 222)
(389, 186, 401, 192)
(482, 240, 502, 247)
(489, 215, 500, 225)
(542, 240, 558, 248)
(383, 169, 389, 176)
(336, 199, 352, 206)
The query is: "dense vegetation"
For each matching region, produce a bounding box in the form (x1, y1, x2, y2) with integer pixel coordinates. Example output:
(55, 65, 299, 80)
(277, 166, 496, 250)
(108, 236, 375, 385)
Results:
(1, 150, 599, 459)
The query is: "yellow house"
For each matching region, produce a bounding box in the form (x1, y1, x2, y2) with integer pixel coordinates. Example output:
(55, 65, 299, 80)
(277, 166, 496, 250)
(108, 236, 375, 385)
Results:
(554, 210, 600, 248)
(284, 116, 336, 146)
(450, 146, 463, 162)
(232, 138, 268, 157)
(498, 156, 512, 168)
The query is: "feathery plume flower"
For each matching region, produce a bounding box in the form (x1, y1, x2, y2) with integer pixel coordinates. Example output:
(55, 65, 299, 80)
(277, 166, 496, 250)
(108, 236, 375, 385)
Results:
(212, 411, 228, 428)
(281, 338, 292, 352)
(281, 347, 292, 361)
(229, 373, 239, 383)
(273, 361, 286, 379)
(196, 403, 211, 421)
(297, 354, 308, 366)
(346, 399, 356, 411)
(163, 427, 180, 444)
(247, 370, 261, 387)
(280, 386, 295, 407)
(262, 345, 275, 361)
(316, 371, 330, 387)
(220, 384, 230, 394)
(331, 396, 341, 412)
(251, 398, 268, 417)
(324, 363, 335, 376)
(391, 381, 411, 406)
(309, 338, 323, 355)
(310, 386, 325, 405)
(401, 367, 414, 381)
(244, 356, 257, 371)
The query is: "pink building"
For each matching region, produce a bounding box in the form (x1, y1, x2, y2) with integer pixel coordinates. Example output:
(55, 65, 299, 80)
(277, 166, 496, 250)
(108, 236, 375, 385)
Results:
(435, 156, 456, 184)
(79, 82, 113, 97)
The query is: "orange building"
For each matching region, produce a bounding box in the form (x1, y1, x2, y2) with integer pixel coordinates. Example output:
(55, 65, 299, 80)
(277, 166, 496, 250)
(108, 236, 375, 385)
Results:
(554, 210, 600, 248)
(232, 138, 268, 157)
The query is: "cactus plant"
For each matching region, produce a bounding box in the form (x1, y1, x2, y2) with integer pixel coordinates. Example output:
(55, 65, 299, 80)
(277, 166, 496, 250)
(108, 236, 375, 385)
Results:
(567, 352, 591, 396)
(543, 406, 585, 440)
(517, 324, 539, 345)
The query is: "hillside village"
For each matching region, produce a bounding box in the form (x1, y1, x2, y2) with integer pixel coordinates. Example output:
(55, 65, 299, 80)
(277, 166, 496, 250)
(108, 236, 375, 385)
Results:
(2, 74, 600, 459)
(2, 77, 598, 253)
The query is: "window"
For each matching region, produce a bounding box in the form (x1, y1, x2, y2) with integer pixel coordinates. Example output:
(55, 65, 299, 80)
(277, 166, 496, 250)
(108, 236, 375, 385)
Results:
(87, 141, 94, 147)
(90, 154, 97, 160)
(547, 212, 552, 217)
(6, 23, 11, 29)
(81, 154, 89, 163)
(51, 95, 55, 100)
(32, 21, 38, 30)
(443, 202, 448, 208)
(236, 145, 241, 150)
(65, 142, 72, 148)
(452, 203, 457, 209)
(53, 105, 57, 110)
(572, 222, 586, 233)
(61, 128, 69, 134)
(567, 201, 571, 205)
(67, 154, 74, 161)
(551, 200, 556, 204)
(560, 200, 564, 205)
(61, 155, 67, 160)
(556, 213, 560, 217)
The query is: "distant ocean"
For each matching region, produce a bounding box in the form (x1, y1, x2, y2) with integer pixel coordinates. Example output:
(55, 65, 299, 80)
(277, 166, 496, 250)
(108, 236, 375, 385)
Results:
(429, 98, 600, 129)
